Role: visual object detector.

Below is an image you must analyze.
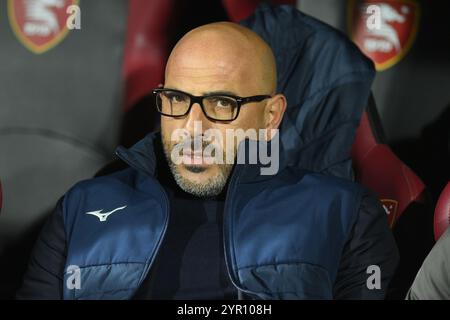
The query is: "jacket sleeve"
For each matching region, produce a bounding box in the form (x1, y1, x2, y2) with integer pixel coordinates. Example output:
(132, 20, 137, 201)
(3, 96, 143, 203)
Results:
(406, 228, 450, 300)
(16, 198, 67, 299)
(333, 192, 399, 299)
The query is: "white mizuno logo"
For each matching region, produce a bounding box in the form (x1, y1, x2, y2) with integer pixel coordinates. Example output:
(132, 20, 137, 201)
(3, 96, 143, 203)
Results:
(85, 205, 127, 222)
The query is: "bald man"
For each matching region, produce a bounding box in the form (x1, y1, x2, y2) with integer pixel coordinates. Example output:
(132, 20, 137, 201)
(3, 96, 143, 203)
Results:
(18, 22, 398, 300)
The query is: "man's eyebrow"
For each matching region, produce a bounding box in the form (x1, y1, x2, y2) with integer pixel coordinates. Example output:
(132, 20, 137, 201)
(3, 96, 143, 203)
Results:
(162, 86, 182, 91)
(162, 87, 239, 97)
(203, 90, 238, 96)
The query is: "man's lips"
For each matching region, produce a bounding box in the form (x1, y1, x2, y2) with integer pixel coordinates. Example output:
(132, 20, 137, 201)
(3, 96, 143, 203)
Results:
(180, 150, 215, 165)
(182, 150, 203, 157)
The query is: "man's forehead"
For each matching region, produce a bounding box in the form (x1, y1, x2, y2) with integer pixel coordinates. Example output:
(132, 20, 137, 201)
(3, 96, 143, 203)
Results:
(169, 52, 243, 72)
(165, 48, 250, 95)
(165, 70, 243, 96)
(166, 33, 248, 74)
(165, 22, 276, 94)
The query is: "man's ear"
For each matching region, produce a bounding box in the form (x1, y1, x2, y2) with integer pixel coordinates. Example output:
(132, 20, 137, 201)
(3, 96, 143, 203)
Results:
(264, 94, 287, 140)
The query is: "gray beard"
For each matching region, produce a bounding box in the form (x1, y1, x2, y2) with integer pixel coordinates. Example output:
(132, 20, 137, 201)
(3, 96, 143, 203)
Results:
(161, 135, 234, 197)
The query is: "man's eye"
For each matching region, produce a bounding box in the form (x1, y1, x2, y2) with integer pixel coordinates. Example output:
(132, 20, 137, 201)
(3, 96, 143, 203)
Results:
(212, 97, 233, 108)
(167, 93, 186, 103)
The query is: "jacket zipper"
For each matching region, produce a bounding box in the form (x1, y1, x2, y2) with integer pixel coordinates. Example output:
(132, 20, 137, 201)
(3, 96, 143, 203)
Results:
(133, 177, 170, 296)
(222, 165, 258, 299)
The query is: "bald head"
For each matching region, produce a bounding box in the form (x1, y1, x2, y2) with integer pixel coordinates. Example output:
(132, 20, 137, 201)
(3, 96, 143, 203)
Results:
(165, 22, 277, 95)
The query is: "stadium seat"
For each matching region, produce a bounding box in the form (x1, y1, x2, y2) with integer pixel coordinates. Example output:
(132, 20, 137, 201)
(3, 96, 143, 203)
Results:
(0, 1, 128, 298)
(299, 0, 450, 205)
(434, 182, 450, 241)
(222, 0, 297, 23)
(352, 96, 435, 299)
(352, 96, 426, 227)
(123, 0, 172, 112)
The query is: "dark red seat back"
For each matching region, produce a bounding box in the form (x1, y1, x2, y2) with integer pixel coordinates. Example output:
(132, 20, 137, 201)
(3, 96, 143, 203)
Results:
(434, 182, 450, 241)
(222, 0, 297, 22)
(352, 97, 426, 227)
(123, 0, 172, 111)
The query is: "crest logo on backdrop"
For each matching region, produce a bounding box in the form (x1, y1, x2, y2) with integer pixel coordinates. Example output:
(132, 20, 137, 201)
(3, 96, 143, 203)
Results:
(8, 0, 79, 54)
(349, 0, 420, 71)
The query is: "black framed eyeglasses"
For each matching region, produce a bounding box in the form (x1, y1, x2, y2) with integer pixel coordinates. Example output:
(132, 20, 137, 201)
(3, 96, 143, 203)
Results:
(152, 88, 272, 121)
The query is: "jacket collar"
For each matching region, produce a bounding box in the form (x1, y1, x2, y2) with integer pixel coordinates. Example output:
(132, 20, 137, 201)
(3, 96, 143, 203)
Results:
(115, 132, 159, 177)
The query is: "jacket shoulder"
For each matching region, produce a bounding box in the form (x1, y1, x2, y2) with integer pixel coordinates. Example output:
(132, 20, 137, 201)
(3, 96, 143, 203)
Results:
(60, 167, 141, 225)
(283, 166, 369, 197)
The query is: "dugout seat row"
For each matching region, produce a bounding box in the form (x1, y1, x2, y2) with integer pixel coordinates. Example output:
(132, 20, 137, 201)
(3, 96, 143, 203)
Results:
(1, 1, 442, 301)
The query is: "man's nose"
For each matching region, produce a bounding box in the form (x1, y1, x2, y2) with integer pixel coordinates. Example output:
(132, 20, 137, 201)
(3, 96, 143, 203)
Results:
(185, 102, 209, 133)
